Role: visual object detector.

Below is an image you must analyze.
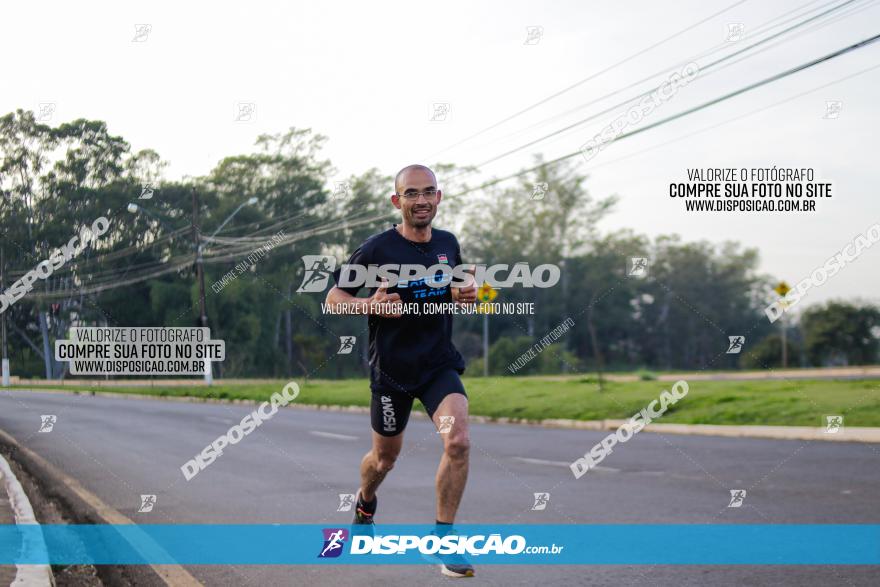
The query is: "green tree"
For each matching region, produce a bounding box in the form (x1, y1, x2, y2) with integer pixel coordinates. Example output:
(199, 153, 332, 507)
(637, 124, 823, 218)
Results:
(801, 301, 880, 366)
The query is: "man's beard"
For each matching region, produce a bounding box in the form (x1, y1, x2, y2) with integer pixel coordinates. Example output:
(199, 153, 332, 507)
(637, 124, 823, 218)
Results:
(408, 205, 434, 227)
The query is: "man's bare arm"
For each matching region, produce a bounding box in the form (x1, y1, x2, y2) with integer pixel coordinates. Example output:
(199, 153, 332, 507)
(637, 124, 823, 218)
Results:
(325, 280, 402, 318)
(325, 286, 370, 312)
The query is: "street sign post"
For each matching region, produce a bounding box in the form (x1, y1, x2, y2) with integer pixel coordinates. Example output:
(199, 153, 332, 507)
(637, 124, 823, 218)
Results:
(774, 281, 791, 367)
(477, 283, 497, 377)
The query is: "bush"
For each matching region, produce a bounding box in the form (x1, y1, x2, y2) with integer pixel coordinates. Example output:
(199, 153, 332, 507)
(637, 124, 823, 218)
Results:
(636, 369, 657, 381)
(488, 336, 580, 375)
(739, 334, 800, 369)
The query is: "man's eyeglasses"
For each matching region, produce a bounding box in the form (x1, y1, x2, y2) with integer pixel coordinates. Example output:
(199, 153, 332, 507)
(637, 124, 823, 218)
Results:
(397, 189, 439, 200)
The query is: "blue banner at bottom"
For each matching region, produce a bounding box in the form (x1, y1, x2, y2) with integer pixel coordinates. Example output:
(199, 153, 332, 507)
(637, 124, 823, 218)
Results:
(1, 524, 878, 565)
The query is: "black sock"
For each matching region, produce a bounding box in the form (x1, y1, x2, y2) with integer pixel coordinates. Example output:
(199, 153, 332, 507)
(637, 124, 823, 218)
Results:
(357, 492, 377, 514)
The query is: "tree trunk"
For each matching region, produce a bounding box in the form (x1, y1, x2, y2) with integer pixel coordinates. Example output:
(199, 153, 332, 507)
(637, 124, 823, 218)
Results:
(39, 310, 53, 379)
(285, 283, 293, 376)
(586, 298, 605, 392)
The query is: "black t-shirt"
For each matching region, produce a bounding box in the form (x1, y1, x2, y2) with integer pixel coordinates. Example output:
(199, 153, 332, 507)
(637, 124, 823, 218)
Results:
(334, 224, 466, 392)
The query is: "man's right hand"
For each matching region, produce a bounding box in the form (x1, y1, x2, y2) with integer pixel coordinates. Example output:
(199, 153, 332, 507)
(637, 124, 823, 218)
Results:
(368, 279, 402, 318)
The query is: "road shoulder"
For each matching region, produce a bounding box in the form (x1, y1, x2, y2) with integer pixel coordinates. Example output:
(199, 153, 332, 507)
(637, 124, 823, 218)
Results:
(10, 387, 880, 443)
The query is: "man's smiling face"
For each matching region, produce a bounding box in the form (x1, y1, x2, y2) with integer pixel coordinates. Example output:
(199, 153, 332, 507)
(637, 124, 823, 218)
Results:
(392, 166, 442, 228)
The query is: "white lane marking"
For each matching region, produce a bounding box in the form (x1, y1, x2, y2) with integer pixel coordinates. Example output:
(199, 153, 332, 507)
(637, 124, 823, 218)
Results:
(205, 416, 234, 424)
(512, 456, 620, 473)
(0, 453, 53, 586)
(309, 431, 358, 441)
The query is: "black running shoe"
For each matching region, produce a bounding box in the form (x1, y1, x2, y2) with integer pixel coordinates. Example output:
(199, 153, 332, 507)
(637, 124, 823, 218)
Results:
(351, 492, 376, 536)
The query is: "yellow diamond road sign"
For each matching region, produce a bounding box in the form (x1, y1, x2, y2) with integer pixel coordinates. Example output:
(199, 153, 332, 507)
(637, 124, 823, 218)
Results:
(774, 281, 791, 297)
(477, 282, 497, 303)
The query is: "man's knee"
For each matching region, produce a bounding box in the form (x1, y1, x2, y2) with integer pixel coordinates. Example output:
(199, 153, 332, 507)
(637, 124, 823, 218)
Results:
(444, 433, 470, 461)
(375, 449, 399, 473)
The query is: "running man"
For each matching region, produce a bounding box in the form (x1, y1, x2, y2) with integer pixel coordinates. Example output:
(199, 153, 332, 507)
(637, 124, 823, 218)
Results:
(325, 164, 477, 577)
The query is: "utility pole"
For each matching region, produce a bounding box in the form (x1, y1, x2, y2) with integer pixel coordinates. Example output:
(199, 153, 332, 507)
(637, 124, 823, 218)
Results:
(482, 310, 489, 377)
(781, 312, 788, 369)
(477, 281, 497, 377)
(774, 281, 791, 369)
(191, 188, 212, 385)
(1, 246, 9, 386)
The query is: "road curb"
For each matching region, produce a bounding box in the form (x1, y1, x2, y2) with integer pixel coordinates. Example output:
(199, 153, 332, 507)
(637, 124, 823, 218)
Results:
(0, 452, 54, 587)
(639, 422, 880, 442)
(11, 387, 880, 443)
(0, 426, 203, 587)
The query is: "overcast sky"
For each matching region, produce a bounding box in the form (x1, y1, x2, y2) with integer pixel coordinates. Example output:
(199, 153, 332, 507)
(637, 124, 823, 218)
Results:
(4, 0, 879, 309)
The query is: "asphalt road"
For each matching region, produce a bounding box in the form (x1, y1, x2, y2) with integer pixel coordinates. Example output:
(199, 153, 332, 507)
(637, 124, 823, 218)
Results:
(0, 389, 877, 586)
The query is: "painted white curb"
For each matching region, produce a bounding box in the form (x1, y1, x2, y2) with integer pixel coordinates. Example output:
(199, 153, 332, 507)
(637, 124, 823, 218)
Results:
(0, 453, 54, 586)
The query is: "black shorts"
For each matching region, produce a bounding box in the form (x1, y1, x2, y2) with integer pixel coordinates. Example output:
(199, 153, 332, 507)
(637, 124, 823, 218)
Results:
(370, 368, 466, 437)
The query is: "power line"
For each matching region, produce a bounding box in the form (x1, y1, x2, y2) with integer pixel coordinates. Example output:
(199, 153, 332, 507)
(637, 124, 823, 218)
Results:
(26, 211, 391, 297)
(473, 0, 862, 152)
(512, 0, 880, 155)
(456, 0, 863, 177)
(424, 0, 749, 160)
(578, 62, 880, 174)
(454, 32, 880, 196)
